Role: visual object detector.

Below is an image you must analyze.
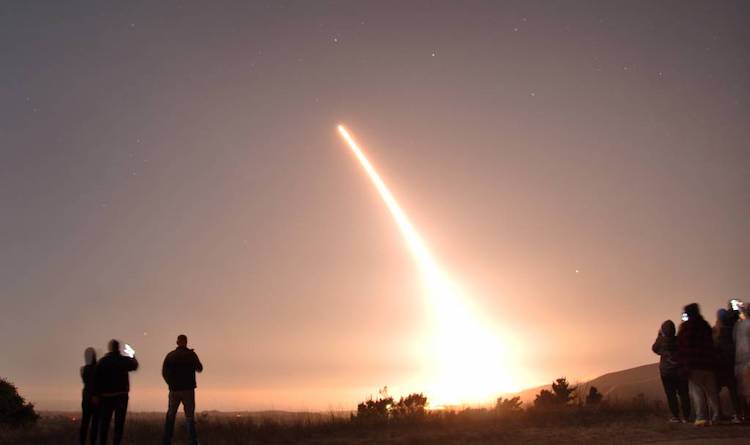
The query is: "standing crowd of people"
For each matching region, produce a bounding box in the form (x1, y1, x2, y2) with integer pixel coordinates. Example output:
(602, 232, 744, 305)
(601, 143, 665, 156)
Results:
(73, 304, 748, 443)
(652, 300, 750, 426)
(78, 334, 203, 445)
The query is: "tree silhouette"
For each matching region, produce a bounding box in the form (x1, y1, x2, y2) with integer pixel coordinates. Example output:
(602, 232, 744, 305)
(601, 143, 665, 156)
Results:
(495, 396, 523, 416)
(534, 378, 577, 408)
(391, 393, 428, 419)
(551, 378, 576, 405)
(355, 388, 428, 423)
(533, 389, 558, 407)
(0, 378, 38, 427)
(356, 397, 393, 422)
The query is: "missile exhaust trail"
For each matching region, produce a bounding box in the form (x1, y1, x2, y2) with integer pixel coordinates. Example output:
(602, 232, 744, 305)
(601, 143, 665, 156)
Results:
(337, 125, 438, 280)
(337, 124, 517, 405)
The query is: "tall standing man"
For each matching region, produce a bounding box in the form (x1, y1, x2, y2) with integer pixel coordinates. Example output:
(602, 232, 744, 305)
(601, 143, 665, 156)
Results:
(162, 334, 203, 445)
(677, 303, 720, 425)
(96, 339, 139, 445)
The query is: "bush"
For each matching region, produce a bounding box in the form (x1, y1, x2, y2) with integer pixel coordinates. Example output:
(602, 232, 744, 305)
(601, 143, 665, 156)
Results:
(495, 396, 523, 417)
(533, 389, 558, 408)
(391, 393, 427, 420)
(534, 378, 577, 409)
(355, 397, 393, 423)
(354, 387, 392, 424)
(585, 386, 603, 406)
(0, 378, 39, 427)
(551, 378, 576, 405)
(354, 387, 428, 423)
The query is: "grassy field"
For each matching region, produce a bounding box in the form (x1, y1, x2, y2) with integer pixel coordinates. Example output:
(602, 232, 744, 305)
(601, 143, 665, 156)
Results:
(2, 408, 750, 445)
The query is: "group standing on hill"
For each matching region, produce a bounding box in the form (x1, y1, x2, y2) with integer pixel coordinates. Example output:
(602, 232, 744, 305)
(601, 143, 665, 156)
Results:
(652, 300, 750, 426)
(78, 335, 203, 445)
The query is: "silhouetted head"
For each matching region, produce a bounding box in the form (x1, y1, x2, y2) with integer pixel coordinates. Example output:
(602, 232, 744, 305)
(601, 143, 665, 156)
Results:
(717, 308, 730, 325)
(177, 334, 188, 348)
(84, 347, 97, 365)
(684, 303, 701, 320)
(660, 320, 676, 337)
(108, 339, 121, 354)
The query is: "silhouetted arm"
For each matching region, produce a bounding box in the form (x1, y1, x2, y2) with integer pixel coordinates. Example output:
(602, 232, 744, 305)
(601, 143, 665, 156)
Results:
(651, 335, 662, 355)
(193, 350, 203, 373)
(162, 355, 171, 384)
(127, 356, 139, 371)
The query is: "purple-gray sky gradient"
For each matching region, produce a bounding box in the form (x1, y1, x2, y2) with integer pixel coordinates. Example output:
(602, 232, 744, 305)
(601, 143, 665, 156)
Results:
(1, 1, 749, 410)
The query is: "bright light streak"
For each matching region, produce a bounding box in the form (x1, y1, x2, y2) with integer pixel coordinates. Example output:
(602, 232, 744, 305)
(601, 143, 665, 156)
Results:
(337, 124, 519, 406)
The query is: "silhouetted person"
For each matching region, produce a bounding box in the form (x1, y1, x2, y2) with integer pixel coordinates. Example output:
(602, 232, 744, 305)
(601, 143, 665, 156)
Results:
(96, 339, 138, 445)
(677, 303, 720, 425)
(162, 334, 203, 445)
(735, 305, 750, 418)
(713, 309, 743, 422)
(80, 347, 99, 444)
(652, 320, 691, 422)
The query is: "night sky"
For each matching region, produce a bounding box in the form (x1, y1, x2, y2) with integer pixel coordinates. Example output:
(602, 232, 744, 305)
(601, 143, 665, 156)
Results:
(1, 1, 749, 411)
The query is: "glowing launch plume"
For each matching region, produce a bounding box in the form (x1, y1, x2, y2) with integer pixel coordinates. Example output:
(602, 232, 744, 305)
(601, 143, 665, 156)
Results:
(337, 124, 517, 406)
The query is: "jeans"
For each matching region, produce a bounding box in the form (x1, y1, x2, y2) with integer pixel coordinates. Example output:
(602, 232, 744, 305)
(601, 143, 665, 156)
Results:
(661, 374, 691, 420)
(736, 363, 750, 417)
(737, 363, 750, 399)
(80, 396, 99, 445)
(716, 373, 744, 418)
(162, 389, 198, 445)
(688, 369, 720, 422)
(99, 394, 128, 445)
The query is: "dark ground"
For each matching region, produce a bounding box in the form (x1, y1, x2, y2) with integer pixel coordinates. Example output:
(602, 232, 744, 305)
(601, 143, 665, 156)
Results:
(2, 411, 749, 445)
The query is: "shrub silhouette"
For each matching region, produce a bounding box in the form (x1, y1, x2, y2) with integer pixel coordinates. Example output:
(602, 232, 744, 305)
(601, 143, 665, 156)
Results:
(355, 397, 393, 423)
(391, 393, 427, 420)
(534, 378, 577, 408)
(495, 396, 522, 417)
(0, 378, 39, 427)
(585, 386, 603, 406)
(355, 387, 393, 423)
(534, 389, 558, 407)
(552, 378, 576, 404)
(354, 387, 428, 423)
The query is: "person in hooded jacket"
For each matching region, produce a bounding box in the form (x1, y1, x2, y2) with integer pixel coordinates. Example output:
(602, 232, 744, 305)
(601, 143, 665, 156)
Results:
(95, 339, 139, 445)
(713, 309, 743, 422)
(652, 320, 691, 422)
(677, 303, 720, 426)
(79, 347, 99, 445)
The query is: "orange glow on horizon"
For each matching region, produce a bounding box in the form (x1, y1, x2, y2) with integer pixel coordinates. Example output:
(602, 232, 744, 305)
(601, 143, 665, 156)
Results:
(337, 124, 522, 406)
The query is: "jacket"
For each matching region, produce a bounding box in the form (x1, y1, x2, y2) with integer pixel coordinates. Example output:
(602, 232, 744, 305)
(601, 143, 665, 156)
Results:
(735, 319, 750, 368)
(652, 320, 681, 376)
(713, 313, 736, 380)
(677, 316, 717, 371)
(81, 363, 96, 399)
(162, 346, 203, 391)
(94, 352, 139, 396)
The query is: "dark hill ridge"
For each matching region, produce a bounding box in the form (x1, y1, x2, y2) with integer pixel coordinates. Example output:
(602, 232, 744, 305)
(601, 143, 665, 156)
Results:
(514, 363, 663, 404)
(584, 363, 663, 402)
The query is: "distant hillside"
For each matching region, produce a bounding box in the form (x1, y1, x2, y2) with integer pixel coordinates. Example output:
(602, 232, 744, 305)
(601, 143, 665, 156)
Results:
(514, 363, 663, 404)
